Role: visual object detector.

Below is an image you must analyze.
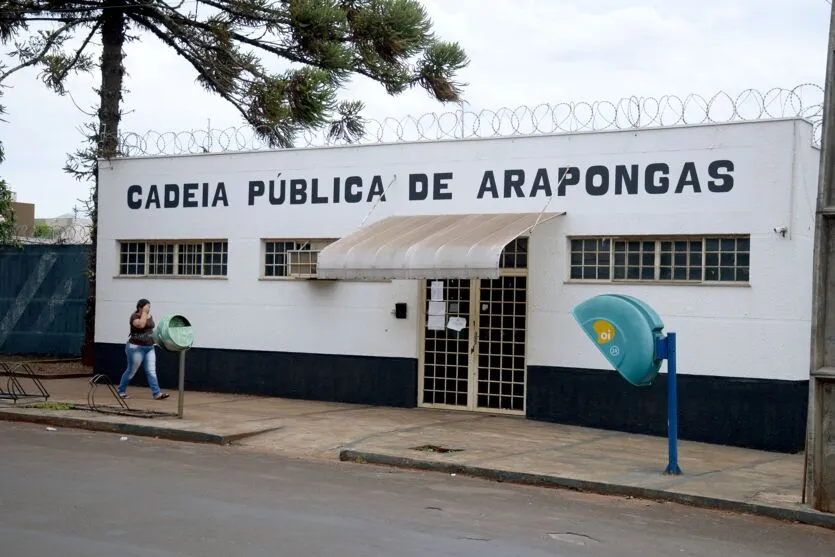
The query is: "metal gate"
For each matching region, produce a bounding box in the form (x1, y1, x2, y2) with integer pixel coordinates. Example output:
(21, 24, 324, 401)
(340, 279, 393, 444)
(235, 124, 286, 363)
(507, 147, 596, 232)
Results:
(419, 239, 528, 414)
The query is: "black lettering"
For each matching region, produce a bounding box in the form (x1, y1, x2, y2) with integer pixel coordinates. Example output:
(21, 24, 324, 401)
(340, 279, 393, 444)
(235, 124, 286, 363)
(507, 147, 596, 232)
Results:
(269, 179, 285, 205)
(183, 183, 198, 207)
(311, 178, 328, 204)
(163, 184, 179, 208)
(586, 166, 609, 196)
(477, 171, 499, 199)
(504, 169, 525, 198)
(409, 173, 429, 201)
(675, 162, 702, 193)
(645, 163, 669, 194)
(530, 169, 552, 197)
(248, 181, 265, 206)
(127, 185, 142, 209)
(290, 179, 307, 204)
(212, 182, 228, 207)
(557, 167, 580, 196)
(433, 172, 453, 200)
(202, 182, 209, 206)
(345, 176, 363, 203)
(145, 185, 161, 209)
(615, 165, 638, 195)
(333, 177, 341, 203)
(707, 160, 734, 193)
(368, 175, 386, 202)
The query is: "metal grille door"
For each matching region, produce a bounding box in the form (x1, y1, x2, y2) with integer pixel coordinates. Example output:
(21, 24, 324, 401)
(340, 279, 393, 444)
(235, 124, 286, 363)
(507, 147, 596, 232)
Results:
(421, 279, 472, 407)
(420, 239, 529, 413)
(476, 276, 527, 412)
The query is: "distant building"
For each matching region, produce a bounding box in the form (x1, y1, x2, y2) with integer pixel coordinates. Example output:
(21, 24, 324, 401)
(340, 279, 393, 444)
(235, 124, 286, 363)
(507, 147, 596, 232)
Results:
(9, 191, 35, 238)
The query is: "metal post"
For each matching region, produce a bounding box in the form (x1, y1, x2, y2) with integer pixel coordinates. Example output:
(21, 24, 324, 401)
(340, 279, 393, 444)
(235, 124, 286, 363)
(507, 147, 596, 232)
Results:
(177, 350, 186, 419)
(664, 333, 681, 475)
(806, 0, 835, 513)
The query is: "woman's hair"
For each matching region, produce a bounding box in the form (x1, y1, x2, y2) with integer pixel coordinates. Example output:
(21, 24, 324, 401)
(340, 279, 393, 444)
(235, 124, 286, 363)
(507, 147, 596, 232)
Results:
(136, 298, 150, 310)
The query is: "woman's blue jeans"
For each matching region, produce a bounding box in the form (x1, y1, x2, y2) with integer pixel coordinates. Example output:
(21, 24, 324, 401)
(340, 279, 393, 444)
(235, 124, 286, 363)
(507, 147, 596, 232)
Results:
(117, 343, 161, 397)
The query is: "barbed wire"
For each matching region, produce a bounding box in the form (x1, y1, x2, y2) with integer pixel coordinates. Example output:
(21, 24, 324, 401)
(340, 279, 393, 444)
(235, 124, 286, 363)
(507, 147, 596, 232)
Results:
(15, 221, 91, 245)
(118, 84, 825, 157)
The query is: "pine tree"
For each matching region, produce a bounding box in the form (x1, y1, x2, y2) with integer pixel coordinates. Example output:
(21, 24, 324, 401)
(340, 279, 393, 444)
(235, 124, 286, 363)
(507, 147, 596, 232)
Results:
(0, 1, 469, 361)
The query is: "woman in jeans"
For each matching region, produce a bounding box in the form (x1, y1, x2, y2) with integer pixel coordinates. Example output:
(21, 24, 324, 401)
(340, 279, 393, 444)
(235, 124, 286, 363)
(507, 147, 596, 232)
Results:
(117, 298, 169, 400)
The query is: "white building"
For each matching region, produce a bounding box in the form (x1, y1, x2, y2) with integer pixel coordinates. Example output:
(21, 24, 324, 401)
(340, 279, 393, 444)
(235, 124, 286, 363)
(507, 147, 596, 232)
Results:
(95, 117, 819, 453)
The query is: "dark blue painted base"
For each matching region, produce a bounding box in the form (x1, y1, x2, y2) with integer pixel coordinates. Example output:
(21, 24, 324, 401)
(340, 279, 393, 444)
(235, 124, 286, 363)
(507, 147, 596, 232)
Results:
(93, 342, 418, 408)
(94, 343, 807, 453)
(526, 365, 808, 454)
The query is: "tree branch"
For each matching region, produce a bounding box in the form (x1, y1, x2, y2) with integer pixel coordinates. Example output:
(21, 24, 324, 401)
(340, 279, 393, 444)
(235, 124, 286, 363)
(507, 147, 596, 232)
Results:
(193, 0, 291, 27)
(52, 19, 101, 87)
(127, 11, 252, 123)
(0, 20, 89, 84)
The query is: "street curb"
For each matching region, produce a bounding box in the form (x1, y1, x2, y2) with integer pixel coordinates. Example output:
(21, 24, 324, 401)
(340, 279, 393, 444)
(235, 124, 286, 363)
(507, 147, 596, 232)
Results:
(0, 409, 281, 445)
(338, 450, 835, 531)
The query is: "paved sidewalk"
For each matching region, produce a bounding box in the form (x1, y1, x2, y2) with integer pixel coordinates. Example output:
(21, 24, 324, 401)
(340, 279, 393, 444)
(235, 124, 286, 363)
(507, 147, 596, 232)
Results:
(1, 376, 831, 530)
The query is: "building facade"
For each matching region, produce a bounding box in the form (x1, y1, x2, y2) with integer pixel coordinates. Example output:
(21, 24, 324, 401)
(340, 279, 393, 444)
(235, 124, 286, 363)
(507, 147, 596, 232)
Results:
(94, 118, 819, 453)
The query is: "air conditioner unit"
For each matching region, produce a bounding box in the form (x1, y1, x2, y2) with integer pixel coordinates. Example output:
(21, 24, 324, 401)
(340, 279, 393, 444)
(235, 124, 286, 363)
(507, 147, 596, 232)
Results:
(286, 249, 319, 279)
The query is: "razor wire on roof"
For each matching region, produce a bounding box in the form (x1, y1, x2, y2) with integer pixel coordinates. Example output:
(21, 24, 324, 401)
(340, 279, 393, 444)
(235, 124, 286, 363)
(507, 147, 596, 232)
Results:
(118, 83, 825, 157)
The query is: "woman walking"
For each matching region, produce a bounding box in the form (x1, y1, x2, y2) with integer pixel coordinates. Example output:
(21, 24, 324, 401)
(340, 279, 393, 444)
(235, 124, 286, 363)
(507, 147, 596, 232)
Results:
(117, 298, 169, 400)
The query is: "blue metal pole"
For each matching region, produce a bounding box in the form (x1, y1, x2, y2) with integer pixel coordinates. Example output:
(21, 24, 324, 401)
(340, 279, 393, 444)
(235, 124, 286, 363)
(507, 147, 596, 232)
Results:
(664, 332, 682, 475)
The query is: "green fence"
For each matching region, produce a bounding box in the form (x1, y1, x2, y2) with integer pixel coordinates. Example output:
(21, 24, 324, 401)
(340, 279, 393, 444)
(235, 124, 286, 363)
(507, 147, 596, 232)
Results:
(0, 244, 89, 356)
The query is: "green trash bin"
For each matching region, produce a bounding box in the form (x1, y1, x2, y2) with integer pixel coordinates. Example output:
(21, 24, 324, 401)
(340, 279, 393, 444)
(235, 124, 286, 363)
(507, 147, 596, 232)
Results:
(152, 314, 194, 353)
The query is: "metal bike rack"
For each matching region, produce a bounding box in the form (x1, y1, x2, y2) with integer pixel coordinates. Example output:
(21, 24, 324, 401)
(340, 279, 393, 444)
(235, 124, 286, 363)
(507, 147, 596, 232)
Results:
(0, 361, 51, 403)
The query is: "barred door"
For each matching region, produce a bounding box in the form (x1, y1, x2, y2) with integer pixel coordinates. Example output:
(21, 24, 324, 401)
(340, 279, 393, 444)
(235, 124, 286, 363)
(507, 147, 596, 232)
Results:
(419, 238, 529, 414)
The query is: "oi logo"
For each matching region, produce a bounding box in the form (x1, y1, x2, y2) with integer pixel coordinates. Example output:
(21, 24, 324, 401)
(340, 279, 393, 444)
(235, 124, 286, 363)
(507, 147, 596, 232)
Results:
(592, 320, 616, 344)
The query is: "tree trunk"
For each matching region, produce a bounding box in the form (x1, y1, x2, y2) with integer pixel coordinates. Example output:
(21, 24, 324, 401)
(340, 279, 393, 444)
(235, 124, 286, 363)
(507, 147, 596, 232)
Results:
(82, 1, 126, 366)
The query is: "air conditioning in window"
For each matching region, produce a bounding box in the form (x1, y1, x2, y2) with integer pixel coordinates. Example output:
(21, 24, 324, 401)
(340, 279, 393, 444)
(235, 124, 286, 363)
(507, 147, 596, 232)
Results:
(286, 249, 320, 279)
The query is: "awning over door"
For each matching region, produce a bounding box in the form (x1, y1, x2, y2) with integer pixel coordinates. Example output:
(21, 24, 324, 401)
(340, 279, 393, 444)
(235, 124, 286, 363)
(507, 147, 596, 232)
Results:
(316, 212, 565, 280)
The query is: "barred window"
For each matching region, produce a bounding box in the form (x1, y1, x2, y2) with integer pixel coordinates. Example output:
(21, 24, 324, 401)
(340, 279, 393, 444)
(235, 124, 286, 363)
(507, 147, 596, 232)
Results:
(568, 236, 750, 284)
(147, 243, 175, 276)
(118, 240, 228, 278)
(500, 237, 529, 270)
(177, 242, 203, 276)
(202, 241, 229, 276)
(263, 239, 336, 279)
(119, 242, 146, 276)
(569, 238, 611, 280)
(613, 240, 655, 281)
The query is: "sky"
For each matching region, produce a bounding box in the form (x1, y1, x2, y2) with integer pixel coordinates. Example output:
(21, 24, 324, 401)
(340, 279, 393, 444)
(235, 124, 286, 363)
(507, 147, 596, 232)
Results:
(0, 0, 831, 218)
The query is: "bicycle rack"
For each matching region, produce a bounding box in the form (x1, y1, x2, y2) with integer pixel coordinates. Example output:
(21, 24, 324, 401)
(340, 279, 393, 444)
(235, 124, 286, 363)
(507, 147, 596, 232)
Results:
(0, 361, 51, 403)
(87, 375, 174, 419)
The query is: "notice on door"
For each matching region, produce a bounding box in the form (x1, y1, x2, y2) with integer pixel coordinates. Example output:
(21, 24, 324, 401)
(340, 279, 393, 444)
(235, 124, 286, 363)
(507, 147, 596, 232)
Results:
(428, 301, 445, 316)
(427, 315, 445, 330)
(447, 316, 467, 332)
(430, 281, 444, 302)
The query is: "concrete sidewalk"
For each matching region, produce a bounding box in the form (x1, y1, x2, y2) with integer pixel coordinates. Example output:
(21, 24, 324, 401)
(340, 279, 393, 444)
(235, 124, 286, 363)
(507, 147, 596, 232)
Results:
(1, 376, 831, 530)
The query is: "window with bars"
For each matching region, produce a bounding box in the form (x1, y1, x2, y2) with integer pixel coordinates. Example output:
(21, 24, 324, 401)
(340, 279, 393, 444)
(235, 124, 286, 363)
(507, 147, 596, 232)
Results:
(569, 235, 750, 284)
(263, 239, 336, 279)
(500, 237, 528, 269)
(118, 240, 228, 277)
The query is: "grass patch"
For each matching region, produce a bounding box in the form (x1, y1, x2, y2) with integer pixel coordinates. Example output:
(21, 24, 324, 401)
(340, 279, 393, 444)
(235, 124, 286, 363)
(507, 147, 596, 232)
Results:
(32, 402, 75, 411)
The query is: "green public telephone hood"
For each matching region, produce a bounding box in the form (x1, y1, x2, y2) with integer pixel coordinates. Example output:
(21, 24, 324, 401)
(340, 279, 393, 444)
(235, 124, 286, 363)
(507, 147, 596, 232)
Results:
(152, 314, 194, 353)
(570, 294, 665, 387)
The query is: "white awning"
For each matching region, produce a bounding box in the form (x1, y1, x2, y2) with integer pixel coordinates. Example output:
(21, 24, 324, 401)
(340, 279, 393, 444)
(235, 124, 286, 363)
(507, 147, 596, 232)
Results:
(316, 212, 564, 280)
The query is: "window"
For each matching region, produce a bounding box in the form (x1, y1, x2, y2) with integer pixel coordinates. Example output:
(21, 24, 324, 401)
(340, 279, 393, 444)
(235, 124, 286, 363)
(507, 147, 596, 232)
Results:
(568, 235, 750, 284)
(263, 239, 336, 279)
(119, 242, 146, 276)
(118, 240, 228, 277)
(500, 237, 529, 269)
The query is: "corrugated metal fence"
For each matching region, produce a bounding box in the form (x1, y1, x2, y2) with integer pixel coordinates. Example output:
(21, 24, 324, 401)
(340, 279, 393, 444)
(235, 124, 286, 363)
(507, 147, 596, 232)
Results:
(0, 244, 89, 356)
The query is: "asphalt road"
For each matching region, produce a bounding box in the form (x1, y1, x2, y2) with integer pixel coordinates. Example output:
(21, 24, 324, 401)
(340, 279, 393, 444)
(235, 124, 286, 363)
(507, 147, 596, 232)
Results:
(1, 423, 833, 557)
